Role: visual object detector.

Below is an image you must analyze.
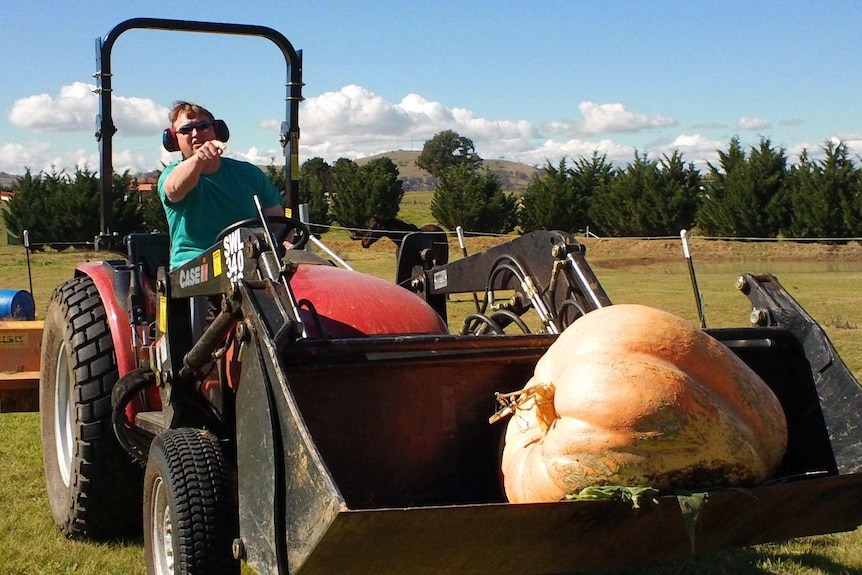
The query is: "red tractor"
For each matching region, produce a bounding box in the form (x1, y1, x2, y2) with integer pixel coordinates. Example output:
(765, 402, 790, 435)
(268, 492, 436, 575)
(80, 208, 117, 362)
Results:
(38, 17, 862, 575)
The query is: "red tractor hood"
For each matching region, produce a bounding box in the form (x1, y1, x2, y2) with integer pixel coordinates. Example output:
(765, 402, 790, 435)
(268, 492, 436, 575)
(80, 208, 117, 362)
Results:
(291, 265, 448, 338)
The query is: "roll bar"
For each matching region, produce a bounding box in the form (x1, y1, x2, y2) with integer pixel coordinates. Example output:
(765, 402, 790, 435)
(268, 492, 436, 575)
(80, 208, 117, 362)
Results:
(94, 17, 303, 238)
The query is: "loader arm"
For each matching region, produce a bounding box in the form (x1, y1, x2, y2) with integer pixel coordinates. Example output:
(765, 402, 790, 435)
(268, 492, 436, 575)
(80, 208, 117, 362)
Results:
(401, 231, 613, 332)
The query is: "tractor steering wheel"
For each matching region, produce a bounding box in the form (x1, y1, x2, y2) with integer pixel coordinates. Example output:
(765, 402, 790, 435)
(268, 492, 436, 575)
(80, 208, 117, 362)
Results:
(215, 215, 310, 250)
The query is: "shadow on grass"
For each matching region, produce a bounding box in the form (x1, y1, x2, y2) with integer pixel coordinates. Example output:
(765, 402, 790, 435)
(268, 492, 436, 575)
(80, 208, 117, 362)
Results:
(579, 535, 860, 575)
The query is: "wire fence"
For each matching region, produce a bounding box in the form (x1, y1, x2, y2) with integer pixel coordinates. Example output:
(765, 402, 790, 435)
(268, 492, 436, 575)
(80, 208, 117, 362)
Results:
(8, 224, 862, 250)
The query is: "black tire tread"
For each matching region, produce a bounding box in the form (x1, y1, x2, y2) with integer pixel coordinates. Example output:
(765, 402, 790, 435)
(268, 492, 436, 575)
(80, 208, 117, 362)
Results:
(146, 428, 238, 575)
(41, 276, 142, 539)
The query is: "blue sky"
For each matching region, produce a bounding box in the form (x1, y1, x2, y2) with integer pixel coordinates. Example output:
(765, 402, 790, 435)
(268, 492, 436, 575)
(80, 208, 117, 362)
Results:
(2, 1, 861, 176)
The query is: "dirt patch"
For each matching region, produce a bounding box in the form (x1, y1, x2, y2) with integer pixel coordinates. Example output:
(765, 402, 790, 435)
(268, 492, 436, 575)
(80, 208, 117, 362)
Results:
(463, 235, 862, 261)
(581, 238, 862, 266)
(597, 257, 662, 269)
(325, 233, 862, 268)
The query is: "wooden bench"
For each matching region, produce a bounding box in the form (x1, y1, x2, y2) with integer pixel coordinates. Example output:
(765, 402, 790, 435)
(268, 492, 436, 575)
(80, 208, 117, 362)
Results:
(0, 320, 43, 412)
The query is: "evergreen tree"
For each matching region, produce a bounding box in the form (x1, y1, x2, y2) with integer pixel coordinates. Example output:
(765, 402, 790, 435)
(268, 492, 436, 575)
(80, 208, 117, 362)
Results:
(2, 168, 144, 246)
(588, 151, 699, 237)
(590, 153, 657, 236)
(329, 157, 404, 232)
(519, 159, 582, 234)
(1, 169, 51, 243)
(430, 163, 517, 233)
(298, 157, 334, 235)
(140, 169, 168, 233)
(696, 137, 788, 237)
(786, 141, 862, 239)
(265, 158, 333, 235)
(111, 170, 148, 235)
(571, 152, 615, 236)
(652, 151, 701, 235)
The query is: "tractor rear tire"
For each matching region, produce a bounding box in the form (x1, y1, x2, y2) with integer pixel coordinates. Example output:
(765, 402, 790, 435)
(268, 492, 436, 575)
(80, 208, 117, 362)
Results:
(144, 428, 239, 575)
(40, 276, 142, 539)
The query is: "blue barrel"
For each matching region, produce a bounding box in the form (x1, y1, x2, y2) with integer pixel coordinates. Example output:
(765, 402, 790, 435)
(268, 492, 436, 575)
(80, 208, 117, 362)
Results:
(0, 290, 35, 320)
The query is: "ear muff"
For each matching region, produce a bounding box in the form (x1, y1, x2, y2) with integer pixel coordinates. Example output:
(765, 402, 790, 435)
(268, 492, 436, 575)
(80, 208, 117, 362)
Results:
(162, 127, 179, 152)
(213, 119, 229, 142)
(162, 120, 229, 153)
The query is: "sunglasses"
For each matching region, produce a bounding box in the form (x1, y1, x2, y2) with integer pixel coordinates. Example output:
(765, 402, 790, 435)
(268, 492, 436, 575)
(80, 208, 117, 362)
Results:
(175, 120, 213, 135)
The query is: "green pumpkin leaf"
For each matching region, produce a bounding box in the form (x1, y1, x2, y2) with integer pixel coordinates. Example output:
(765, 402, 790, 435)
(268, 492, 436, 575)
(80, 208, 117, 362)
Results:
(567, 485, 660, 509)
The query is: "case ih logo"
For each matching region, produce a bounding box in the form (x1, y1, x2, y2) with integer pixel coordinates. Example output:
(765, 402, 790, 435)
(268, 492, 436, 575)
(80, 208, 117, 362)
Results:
(179, 259, 209, 288)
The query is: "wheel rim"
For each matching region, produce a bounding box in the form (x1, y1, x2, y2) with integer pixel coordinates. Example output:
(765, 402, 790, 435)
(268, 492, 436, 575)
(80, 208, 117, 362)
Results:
(151, 476, 175, 575)
(53, 341, 75, 487)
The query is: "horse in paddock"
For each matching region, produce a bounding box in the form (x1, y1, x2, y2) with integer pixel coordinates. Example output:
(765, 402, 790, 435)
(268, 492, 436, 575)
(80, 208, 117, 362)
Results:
(360, 216, 449, 264)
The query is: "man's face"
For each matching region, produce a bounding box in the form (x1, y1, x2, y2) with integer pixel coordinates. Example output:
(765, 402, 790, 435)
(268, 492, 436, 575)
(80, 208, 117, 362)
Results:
(173, 112, 215, 158)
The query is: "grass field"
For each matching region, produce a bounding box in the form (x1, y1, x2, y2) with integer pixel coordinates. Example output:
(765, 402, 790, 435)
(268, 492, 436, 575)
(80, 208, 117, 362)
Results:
(3, 197, 862, 574)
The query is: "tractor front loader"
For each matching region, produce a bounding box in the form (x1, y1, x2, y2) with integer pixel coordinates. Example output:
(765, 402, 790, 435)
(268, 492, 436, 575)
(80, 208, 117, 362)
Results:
(33, 16, 862, 575)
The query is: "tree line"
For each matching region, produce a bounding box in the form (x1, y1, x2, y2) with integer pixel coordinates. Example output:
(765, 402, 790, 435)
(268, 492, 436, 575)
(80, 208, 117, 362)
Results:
(4, 133, 862, 246)
(1, 168, 162, 247)
(514, 135, 862, 239)
(280, 131, 862, 240)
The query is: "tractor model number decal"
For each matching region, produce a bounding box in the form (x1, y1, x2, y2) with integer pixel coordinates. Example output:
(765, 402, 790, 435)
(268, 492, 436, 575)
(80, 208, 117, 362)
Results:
(223, 229, 245, 281)
(179, 258, 208, 289)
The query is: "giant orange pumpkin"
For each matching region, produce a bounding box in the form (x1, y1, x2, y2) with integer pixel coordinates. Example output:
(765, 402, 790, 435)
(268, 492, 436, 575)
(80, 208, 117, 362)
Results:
(500, 304, 788, 503)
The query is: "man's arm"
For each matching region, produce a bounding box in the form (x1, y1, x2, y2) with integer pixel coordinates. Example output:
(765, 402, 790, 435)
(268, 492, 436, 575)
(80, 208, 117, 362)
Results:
(162, 141, 226, 202)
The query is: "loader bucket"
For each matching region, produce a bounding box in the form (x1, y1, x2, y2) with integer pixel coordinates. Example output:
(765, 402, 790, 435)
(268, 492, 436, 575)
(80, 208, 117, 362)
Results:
(233, 274, 862, 574)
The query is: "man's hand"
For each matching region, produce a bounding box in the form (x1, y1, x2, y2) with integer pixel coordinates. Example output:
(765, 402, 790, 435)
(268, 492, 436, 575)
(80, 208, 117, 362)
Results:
(194, 140, 226, 163)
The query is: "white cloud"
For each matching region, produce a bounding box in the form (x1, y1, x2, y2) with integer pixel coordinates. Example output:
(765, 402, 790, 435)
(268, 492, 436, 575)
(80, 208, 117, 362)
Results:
(652, 134, 725, 168)
(784, 136, 862, 164)
(8, 82, 167, 137)
(0, 141, 105, 174)
(737, 116, 771, 131)
(113, 97, 169, 136)
(508, 138, 635, 168)
(543, 102, 677, 138)
(1, 82, 847, 177)
(8, 83, 94, 133)
(0, 142, 52, 173)
(296, 87, 684, 167)
(450, 107, 538, 141)
(296, 85, 541, 161)
(301, 85, 412, 143)
(578, 101, 677, 134)
(229, 146, 283, 167)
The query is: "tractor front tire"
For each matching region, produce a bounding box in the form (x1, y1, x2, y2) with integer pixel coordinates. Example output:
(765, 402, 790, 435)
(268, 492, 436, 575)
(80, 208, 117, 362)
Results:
(144, 428, 239, 575)
(40, 276, 142, 539)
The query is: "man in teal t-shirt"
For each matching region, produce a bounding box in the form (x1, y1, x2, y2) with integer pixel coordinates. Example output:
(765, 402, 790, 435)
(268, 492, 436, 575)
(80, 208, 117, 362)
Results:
(158, 101, 283, 269)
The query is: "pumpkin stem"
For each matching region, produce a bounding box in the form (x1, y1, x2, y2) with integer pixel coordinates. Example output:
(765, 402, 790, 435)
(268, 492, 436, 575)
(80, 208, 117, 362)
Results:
(490, 383, 559, 433)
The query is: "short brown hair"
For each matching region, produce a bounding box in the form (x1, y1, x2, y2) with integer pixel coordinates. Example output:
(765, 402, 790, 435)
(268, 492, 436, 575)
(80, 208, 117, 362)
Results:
(168, 100, 215, 124)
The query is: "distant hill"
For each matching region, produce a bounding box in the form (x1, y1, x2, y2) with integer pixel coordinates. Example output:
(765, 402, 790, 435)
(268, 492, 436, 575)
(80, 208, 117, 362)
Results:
(0, 172, 19, 189)
(356, 150, 540, 192)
